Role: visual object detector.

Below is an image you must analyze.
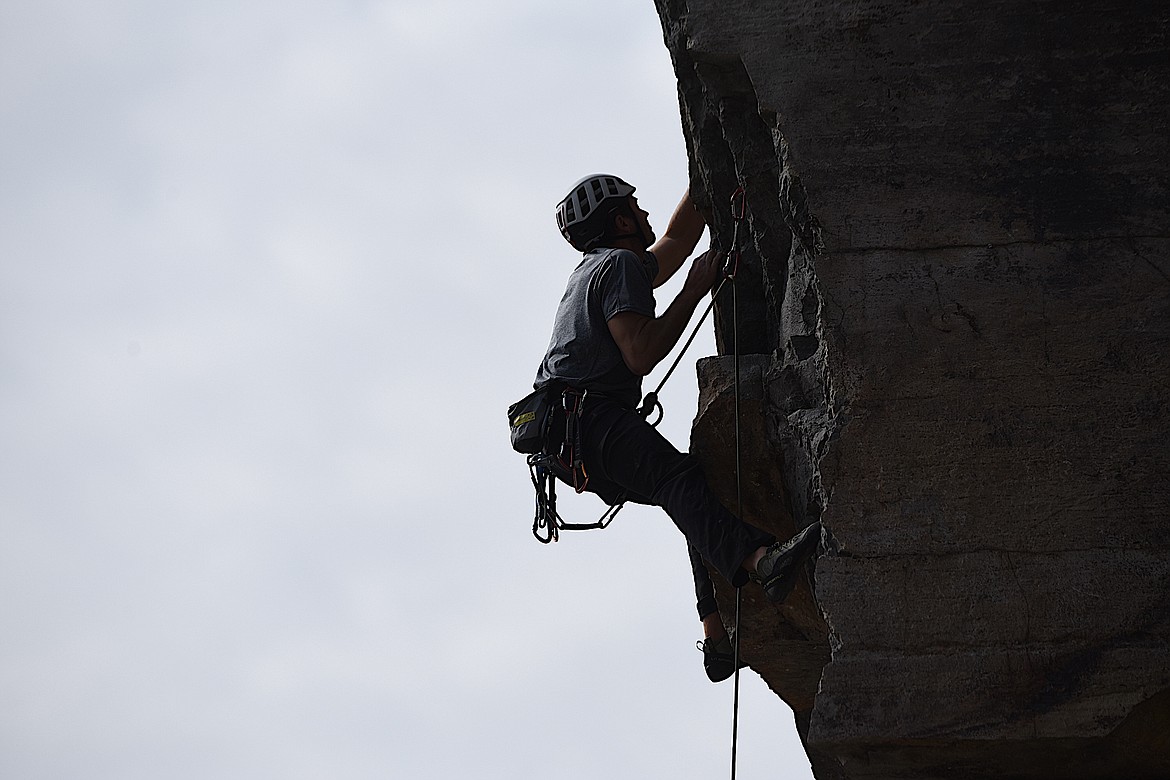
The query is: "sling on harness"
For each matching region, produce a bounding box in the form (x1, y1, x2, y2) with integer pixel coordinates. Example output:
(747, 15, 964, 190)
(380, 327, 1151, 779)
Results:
(524, 386, 625, 544)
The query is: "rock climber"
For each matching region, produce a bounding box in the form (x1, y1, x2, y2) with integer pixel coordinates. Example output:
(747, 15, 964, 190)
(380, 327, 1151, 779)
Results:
(533, 173, 821, 681)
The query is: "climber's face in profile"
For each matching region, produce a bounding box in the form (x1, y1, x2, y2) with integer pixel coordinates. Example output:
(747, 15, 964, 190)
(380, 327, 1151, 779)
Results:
(632, 197, 657, 245)
(617, 196, 657, 246)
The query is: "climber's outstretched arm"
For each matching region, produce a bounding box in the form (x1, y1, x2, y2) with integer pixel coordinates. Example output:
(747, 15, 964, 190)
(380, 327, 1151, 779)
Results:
(650, 190, 706, 288)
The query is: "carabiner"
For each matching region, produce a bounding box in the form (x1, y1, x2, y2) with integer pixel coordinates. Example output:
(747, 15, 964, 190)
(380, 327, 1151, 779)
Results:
(730, 186, 746, 221)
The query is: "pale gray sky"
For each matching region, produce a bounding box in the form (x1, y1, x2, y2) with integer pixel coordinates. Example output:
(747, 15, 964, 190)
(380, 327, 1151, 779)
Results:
(1, 1, 812, 777)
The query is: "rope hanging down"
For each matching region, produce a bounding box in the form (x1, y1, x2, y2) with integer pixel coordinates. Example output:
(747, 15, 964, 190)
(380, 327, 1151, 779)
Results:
(645, 186, 749, 780)
(639, 187, 750, 780)
(717, 187, 747, 780)
(633, 188, 751, 780)
(640, 187, 751, 779)
(603, 188, 755, 779)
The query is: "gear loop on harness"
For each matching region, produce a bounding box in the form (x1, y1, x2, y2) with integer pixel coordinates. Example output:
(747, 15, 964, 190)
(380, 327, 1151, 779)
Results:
(528, 386, 626, 543)
(561, 387, 590, 493)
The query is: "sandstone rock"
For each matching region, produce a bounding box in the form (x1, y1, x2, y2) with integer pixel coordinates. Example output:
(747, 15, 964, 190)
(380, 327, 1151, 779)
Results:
(659, 1, 1170, 777)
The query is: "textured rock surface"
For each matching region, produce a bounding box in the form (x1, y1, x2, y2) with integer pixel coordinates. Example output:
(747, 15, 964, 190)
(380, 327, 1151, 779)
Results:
(659, 1, 1170, 777)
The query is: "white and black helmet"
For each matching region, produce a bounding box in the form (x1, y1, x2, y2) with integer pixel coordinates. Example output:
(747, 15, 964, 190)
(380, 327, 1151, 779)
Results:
(555, 173, 636, 251)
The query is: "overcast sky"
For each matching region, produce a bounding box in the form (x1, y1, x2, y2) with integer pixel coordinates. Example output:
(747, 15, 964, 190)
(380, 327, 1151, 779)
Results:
(1, 1, 813, 777)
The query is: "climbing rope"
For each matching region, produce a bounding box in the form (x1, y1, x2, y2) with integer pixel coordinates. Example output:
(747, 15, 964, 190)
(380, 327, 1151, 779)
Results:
(641, 186, 748, 778)
(617, 187, 754, 778)
(724, 187, 747, 780)
(639, 186, 749, 777)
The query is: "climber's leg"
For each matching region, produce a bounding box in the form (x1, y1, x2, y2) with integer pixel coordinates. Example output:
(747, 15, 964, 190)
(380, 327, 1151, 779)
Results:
(690, 543, 719, 624)
(579, 397, 774, 586)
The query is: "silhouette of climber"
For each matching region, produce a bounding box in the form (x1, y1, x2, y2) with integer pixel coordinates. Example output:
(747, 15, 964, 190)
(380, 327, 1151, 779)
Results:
(534, 174, 821, 681)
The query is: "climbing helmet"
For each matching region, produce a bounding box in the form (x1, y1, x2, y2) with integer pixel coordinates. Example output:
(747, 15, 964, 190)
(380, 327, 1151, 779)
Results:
(555, 173, 636, 251)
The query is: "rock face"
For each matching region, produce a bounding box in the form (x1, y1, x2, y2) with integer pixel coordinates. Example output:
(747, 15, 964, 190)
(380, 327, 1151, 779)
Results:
(655, 1, 1170, 777)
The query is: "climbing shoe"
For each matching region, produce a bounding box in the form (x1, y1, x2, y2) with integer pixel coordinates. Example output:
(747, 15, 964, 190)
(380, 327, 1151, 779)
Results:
(698, 632, 746, 683)
(751, 521, 822, 603)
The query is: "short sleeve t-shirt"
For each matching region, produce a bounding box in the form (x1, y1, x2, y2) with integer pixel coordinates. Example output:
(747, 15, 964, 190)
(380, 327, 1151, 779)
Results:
(534, 248, 659, 408)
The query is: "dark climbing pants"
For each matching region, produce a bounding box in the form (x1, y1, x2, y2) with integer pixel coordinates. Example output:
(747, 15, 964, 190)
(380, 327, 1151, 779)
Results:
(573, 396, 775, 618)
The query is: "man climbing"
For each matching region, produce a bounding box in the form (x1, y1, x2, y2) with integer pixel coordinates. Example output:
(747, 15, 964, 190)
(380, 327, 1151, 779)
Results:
(533, 173, 821, 681)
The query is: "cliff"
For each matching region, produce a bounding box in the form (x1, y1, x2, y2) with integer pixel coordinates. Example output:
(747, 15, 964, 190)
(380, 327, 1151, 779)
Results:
(654, 1, 1170, 777)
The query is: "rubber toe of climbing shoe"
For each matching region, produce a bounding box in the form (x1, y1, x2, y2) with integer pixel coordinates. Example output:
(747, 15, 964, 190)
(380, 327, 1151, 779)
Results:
(751, 521, 822, 604)
(698, 633, 747, 683)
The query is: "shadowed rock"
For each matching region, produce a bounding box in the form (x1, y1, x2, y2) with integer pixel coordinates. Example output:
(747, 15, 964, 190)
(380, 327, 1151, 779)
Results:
(660, 1, 1170, 777)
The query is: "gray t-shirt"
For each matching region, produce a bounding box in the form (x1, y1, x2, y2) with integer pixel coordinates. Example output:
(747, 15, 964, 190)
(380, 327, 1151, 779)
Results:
(534, 248, 659, 408)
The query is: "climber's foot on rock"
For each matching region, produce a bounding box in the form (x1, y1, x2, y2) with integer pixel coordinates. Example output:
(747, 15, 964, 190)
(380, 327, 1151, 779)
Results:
(750, 521, 822, 603)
